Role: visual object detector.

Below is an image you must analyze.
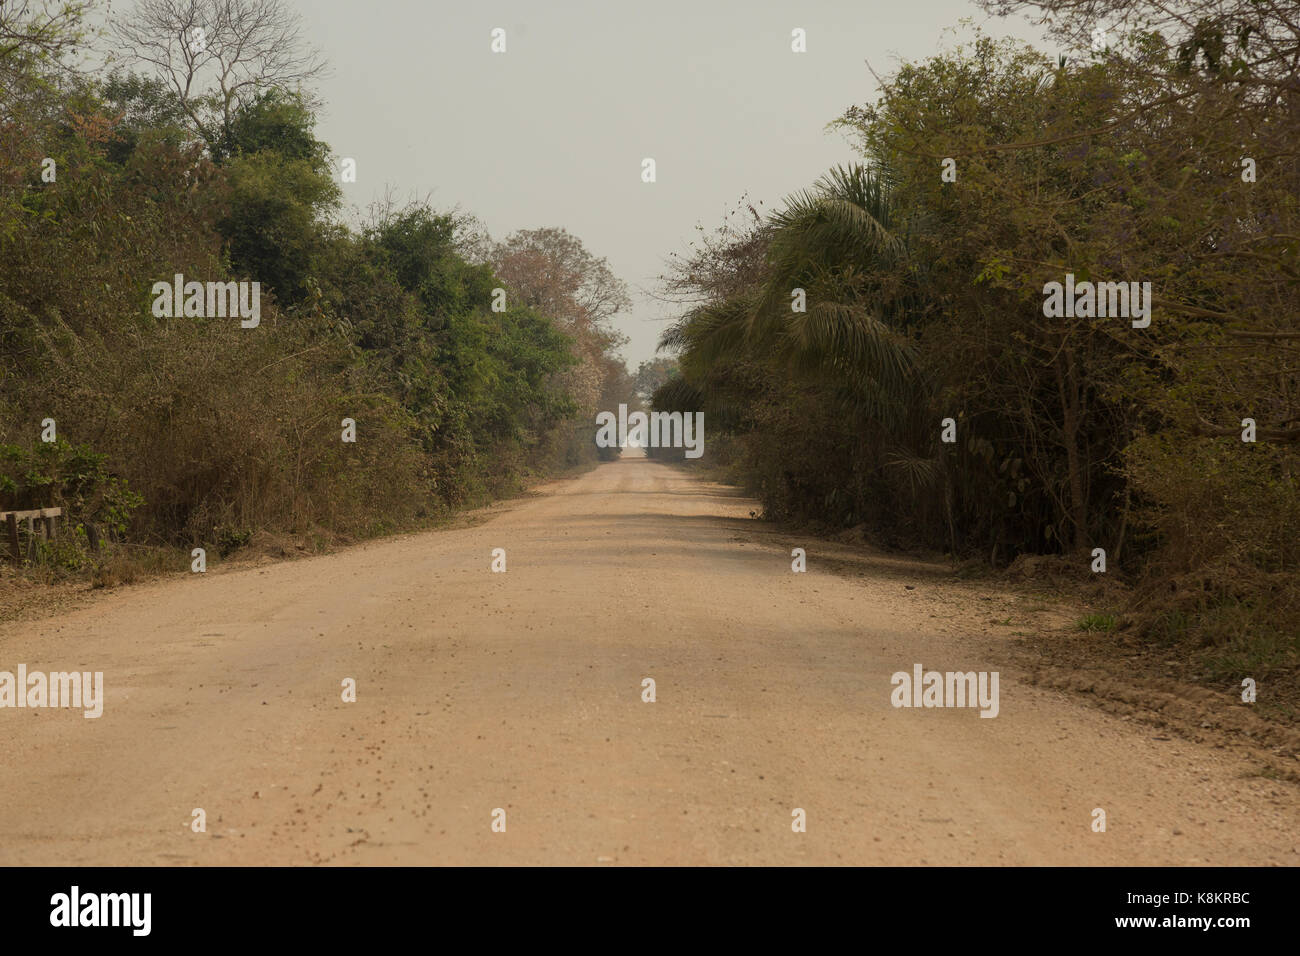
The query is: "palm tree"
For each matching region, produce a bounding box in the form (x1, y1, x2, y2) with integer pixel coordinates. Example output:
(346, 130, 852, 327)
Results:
(657, 162, 948, 535)
(662, 163, 927, 429)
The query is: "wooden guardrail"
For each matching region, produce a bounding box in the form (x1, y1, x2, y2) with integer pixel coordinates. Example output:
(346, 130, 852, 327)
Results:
(1, 508, 62, 563)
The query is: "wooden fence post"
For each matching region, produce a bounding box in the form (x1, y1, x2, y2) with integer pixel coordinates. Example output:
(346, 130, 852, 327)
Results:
(5, 513, 19, 563)
(2, 509, 64, 563)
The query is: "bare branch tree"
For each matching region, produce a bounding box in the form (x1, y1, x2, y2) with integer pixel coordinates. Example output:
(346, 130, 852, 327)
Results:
(110, 0, 327, 149)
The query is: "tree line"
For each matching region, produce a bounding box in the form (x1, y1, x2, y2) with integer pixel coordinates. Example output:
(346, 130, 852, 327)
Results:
(0, 0, 634, 577)
(654, 0, 1298, 665)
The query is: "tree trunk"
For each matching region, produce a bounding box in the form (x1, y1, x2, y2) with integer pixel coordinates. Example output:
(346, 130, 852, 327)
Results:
(1055, 348, 1088, 554)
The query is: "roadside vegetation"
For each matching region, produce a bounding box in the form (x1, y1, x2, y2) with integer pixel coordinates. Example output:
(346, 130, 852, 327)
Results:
(654, 1, 1299, 687)
(0, 0, 635, 585)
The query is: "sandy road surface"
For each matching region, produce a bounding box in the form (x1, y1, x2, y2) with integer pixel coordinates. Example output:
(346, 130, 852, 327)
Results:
(0, 456, 1295, 865)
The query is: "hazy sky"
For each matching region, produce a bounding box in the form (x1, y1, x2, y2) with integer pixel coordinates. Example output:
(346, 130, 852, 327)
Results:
(222, 1, 1050, 366)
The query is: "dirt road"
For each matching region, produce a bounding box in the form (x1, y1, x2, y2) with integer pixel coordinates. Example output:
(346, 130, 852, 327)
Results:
(1, 456, 1294, 865)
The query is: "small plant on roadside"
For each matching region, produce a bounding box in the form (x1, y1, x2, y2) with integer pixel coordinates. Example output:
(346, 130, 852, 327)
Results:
(1077, 613, 1118, 632)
